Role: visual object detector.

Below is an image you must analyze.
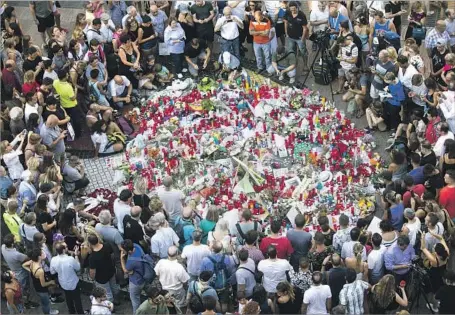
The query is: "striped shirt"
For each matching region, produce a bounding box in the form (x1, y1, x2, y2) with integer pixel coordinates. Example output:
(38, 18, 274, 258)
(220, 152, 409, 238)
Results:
(339, 280, 370, 314)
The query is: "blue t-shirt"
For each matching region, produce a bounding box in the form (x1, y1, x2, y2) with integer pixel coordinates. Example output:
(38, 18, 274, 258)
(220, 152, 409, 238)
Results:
(329, 13, 351, 39)
(388, 81, 406, 106)
(126, 244, 146, 285)
(408, 167, 425, 185)
(390, 203, 405, 231)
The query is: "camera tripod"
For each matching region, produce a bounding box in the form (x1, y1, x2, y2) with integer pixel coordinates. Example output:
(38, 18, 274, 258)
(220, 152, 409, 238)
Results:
(408, 267, 434, 314)
(302, 39, 335, 101)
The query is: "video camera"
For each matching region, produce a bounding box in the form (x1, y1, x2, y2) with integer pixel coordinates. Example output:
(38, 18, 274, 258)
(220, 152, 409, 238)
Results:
(309, 27, 331, 44)
(409, 257, 428, 278)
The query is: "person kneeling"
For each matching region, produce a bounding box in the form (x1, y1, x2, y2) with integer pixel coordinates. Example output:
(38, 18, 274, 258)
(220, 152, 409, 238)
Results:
(185, 38, 211, 78)
(154, 63, 174, 86)
(62, 155, 90, 196)
(91, 120, 124, 158)
(365, 101, 386, 133)
(267, 46, 296, 84)
(218, 51, 241, 82)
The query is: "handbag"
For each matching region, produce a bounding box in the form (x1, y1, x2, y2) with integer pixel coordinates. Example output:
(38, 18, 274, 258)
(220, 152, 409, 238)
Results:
(412, 26, 426, 40)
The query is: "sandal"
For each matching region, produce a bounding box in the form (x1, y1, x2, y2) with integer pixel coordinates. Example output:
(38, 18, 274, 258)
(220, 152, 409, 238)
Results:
(332, 90, 342, 95)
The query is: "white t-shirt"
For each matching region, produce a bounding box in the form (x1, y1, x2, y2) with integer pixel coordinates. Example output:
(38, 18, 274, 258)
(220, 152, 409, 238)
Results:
(340, 43, 358, 71)
(24, 103, 40, 124)
(341, 241, 367, 261)
(43, 70, 58, 81)
(403, 219, 421, 246)
(108, 76, 130, 97)
(367, 247, 386, 279)
(154, 259, 190, 290)
(309, 7, 329, 32)
(91, 132, 109, 153)
(181, 244, 211, 276)
(215, 16, 241, 40)
(257, 258, 291, 293)
(113, 199, 131, 235)
(434, 132, 455, 157)
(398, 64, 418, 90)
(303, 285, 332, 315)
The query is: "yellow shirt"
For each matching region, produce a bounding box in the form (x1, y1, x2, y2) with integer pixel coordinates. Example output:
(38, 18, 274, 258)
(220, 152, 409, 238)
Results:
(53, 80, 77, 108)
(3, 212, 23, 242)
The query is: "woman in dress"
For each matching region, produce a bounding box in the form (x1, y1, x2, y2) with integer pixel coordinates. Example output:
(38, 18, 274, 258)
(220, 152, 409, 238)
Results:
(199, 206, 219, 245)
(405, 1, 426, 46)
(34, 194, 56, 248)
(421, 231, 449, 313)
(354, 15, 370, 68)
(440, 140, 455, 177)
(2, 270, 24, 314)
(177, 6, 196, 44)
(0, 132, 26, 181)
(118, 33, 141, 89)
(58, 209, 82, 252)
(124, 17, 140, 43)
(370, 274, 408, 313)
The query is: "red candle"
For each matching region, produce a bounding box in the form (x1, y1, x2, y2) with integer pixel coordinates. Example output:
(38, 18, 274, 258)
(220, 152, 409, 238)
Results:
(169, 140, 173, 149)
(263, 122, 267, 133)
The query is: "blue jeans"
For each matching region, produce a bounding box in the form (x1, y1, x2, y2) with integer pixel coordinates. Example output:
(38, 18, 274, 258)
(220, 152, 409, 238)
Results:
(286, 37, 308, 56)
(220, 36, 240, 59)
(96, 275, 119, 302)
(253, 42, 272, 70)
(129, 281, 145, 314)
(7, 302, 24, 314)
(37, 291, 51, 314)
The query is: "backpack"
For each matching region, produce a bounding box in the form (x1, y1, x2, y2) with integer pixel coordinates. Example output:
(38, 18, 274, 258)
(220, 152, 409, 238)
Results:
(174, 217, 193, 245)
(116, 115, 136, 136)
(128, 253, 156, 283)
(313, 56, 337, 85)
(208, 254, 229, 290)
(20, 224, 35, 252)
(237, 265, 263, 284)
(189, 282, 211, 314)
(235, 221, 258, 245)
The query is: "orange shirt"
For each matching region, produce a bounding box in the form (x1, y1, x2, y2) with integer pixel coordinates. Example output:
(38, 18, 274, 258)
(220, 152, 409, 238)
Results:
(249, 18, 271, 44)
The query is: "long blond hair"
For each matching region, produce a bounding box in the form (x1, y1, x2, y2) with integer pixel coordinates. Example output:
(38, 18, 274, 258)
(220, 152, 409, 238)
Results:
(353, 243, 364, 269)
(373, 275, 396, 308)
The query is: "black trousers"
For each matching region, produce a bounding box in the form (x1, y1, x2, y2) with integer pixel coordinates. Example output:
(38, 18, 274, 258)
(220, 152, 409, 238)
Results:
(74, 176, 90, 191)
(63, 283, 83, 314)
(385, 102, 401, 130)
(65, 106, 83, 139)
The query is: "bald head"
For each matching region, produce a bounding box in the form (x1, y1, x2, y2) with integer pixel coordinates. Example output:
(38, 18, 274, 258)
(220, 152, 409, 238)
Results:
(436, 20, 447, 33)
(131, 206, 142, 218)
(150, 4, 158, 14)
(46, 115, 59, 127)
(113, 75, 124, 85)
(168, 245, 178, 258)
(329, 7, 338, 17)
(183, 206, 193, 219)
(223, 6, 232, 16)
(332, 253, 341, 266)
(127, 6, 137, 16)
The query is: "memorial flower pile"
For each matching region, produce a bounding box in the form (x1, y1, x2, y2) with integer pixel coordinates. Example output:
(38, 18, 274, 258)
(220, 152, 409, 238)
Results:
(107, 73, 382, 226)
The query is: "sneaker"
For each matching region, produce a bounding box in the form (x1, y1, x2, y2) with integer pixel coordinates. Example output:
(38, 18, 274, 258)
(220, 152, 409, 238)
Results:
(24, 301, 40, 309)
(258, 68, 265, 74)
(426, 303, 439, 313)
(177, 73, 183, 79)
(385, 143, 394, 152)
(279, 75, 284, 81)
(182, 68, 188, 73)
(50, 310, 59, 315)
(389, 132, 396, 138)
(50, 296, 65, 304)
(364, 127, 372, 133)
(289, 78, 295, 84)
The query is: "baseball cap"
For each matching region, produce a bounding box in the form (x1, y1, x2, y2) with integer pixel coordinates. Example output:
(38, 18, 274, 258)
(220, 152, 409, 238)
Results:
(142, 15, 151, 23)
(436, 39, 447, 46)
(404, 208, 416, 219)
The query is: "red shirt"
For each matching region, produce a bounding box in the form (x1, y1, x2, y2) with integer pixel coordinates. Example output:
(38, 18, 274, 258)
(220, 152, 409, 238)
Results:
(439, 186, 455, 219)
(402, 184, 426, 207)
(22, 82, 39, 95)
(259, 236, 294, 259)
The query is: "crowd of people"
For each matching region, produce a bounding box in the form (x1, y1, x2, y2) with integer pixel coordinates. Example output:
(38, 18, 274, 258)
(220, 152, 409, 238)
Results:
(1, 0, 455, 315)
